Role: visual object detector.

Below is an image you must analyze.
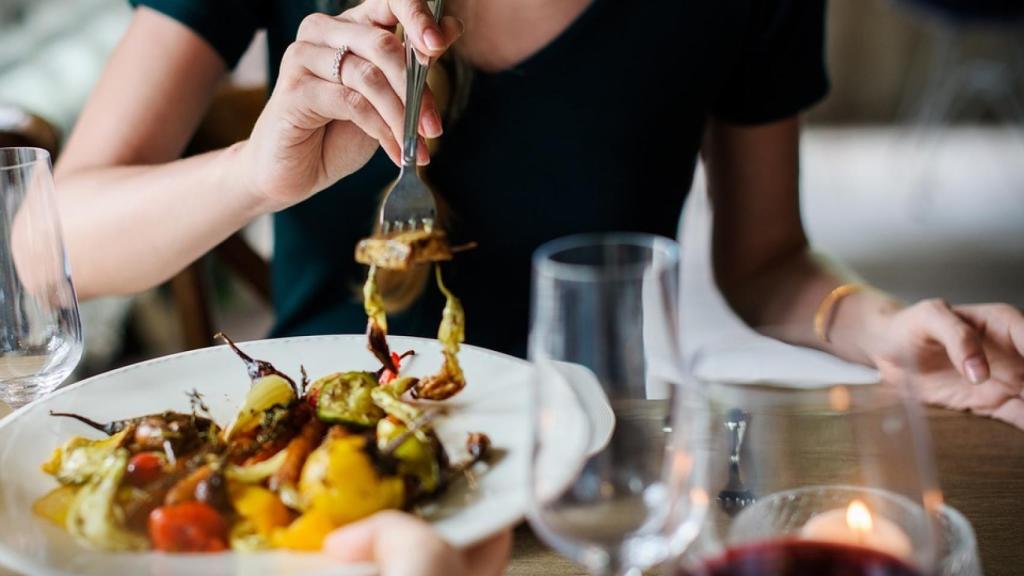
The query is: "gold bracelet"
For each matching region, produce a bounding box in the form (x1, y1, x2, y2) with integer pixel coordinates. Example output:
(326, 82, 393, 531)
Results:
(814, 283, 867, 344)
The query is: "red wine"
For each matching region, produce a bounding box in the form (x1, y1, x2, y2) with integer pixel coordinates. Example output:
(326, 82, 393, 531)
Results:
(680, 540, 923, 576)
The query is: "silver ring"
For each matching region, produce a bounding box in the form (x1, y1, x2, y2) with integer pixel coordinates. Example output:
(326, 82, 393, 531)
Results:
(332, 45, 349, 84)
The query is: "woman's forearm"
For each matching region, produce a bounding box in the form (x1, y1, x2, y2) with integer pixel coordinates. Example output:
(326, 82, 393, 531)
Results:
(722, 248, 903, 366)
(56, 142, 266, 300)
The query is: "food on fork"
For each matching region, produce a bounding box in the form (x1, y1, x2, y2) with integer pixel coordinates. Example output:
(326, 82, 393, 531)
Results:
(359, 228, 469, 401)
(355, 228, 452, 272)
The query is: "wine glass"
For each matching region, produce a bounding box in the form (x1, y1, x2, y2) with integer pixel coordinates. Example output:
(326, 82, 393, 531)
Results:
(675, 330, 943, 576)
(0, 148, 82, 410)
(528, 233, 708, 576)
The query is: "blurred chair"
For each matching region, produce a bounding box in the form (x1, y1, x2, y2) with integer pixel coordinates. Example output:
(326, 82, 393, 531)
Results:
(0, 103, 60, 155)
(172, 84, 270, 350)
(896, 0, 1024, 125)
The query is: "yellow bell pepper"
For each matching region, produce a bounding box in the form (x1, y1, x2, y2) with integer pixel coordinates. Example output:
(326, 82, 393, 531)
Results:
(32, 485, 79, 527)
(299, 435, 405, 526)
(270, 509, 336, 551)
(229, 484, 292, 536)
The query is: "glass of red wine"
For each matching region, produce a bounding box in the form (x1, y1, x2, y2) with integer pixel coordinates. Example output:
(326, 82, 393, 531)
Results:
(675, 330, 944, 576)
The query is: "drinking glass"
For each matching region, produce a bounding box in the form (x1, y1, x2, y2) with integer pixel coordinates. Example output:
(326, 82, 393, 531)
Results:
(0, 148, 82, 409)
(675, 331, 944, 576)
(528, 233, 708, 576)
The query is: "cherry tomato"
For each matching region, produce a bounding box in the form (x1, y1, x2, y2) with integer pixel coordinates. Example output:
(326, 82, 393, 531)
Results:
(126, 452, 166, 487)
(148, 502, 228, 553)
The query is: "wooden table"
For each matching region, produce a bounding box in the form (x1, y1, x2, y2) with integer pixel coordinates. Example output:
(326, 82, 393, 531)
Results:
(508, 407, 1024, 576)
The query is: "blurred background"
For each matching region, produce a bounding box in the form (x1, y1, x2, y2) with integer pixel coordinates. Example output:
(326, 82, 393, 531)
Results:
(0, 0, 1022, 378)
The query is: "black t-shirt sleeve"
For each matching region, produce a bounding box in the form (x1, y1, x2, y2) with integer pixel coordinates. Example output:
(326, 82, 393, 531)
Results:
(712, 0, 829, 125)
(129, 0, 261, 69)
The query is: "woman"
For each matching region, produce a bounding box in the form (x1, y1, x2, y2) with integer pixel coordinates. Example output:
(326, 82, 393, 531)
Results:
(53, 0, 1024, 567)
(56, 0, 1024, 425)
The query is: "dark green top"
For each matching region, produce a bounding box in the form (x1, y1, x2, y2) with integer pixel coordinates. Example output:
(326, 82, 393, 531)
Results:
(132, 0, 828, 357)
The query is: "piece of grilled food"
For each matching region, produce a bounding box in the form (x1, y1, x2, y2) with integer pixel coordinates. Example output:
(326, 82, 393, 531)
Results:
(355, 229, 452, 271)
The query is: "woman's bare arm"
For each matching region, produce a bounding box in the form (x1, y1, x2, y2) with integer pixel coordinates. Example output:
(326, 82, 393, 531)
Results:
(705, 117, 899, 365)
(56, 2, 461, 300)
(707, 117, 1024, 428)
(55, 8, 258, 299)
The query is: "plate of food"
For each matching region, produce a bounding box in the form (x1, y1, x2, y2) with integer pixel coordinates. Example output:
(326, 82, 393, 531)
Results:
(0, 330, 541, 576)
(0, 231, 563, 576)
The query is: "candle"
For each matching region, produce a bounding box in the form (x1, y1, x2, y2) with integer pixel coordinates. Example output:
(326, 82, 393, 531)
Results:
(799, 499, 913, 561)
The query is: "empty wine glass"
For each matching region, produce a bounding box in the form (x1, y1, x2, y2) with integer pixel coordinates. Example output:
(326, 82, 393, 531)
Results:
(0, 148, 82, 410)
(675, 330, 943, 576)
(528, 233, 708, 576)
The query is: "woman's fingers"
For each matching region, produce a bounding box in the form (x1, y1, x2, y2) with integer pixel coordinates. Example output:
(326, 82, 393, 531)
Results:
(345, 0, 451, 56)
(955, 304, 1024, 360)
(294, 17, 444, 138)
(325, 511, 463, 574)
(281, 42, 429, 165)
(916, 299, 990, 384)
(294, 75, 403, 164)
(991, 397, 1024, 430)
(462, 530, 512, 576)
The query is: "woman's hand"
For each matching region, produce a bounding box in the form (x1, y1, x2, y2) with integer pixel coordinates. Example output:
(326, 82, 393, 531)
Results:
(867, 300, 1024, 428)
(324, 511, 511, 576)
(239, 0, 463, 212)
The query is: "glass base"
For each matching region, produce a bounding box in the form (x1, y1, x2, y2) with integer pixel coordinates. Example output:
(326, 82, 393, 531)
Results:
(0, 368, 73, 409)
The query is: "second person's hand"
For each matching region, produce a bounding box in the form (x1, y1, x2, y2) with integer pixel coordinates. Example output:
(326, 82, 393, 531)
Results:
(238, 0, 464, 213)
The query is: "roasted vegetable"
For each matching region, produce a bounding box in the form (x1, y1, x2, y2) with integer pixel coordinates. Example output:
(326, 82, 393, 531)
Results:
(363, 266, 397, 373)
(269, 417, 326, 492)
(378, 350, 415, 385)
(297, 435, 404, 525)
(49, 411, 218, 455)
(270, 509, 336, 551)
(125, 452, 167, 487)
(313, 372, 383, 427)
(355, 228, 453, 272)
(148, 501, 228, 553)
(224, 374, 296, 440)
(41, 429, 131, 485)
(33, 485, 79, 527)
(413, 267, 467, 400)
(229, 484, 292, 537)
(226, 448, 288, 484)
(66, 449, 149, 551)
(165, 464, 214, 506)
(377, 418, 440, 493)
(216, 332, 297, 394)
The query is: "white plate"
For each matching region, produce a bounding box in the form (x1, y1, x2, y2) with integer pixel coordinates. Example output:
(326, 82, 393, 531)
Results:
(0, 335, 550, 576)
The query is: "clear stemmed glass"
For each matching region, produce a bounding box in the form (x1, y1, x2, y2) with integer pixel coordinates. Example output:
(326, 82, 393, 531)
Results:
(674, 331, 944, 576)
(0, 148, 82, 410)
(527, 233, 708, 576)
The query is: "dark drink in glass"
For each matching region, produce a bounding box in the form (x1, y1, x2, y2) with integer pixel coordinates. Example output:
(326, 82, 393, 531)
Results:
(679, 540, 923, 576)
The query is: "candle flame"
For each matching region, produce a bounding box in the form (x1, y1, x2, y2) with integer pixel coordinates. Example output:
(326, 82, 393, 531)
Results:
(846, 500, 873, 534)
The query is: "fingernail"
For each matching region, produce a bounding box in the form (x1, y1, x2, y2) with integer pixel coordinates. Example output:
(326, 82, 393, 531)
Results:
(455, 18, 466, 35)
(425, 110, 443, 138)
(424, 28, 445, 51)
(964, 357, 988, 384)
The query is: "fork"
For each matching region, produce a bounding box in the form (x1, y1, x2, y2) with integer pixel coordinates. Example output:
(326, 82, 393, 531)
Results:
(378, 0, 445, 235)
(717, 408, 756, 516)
